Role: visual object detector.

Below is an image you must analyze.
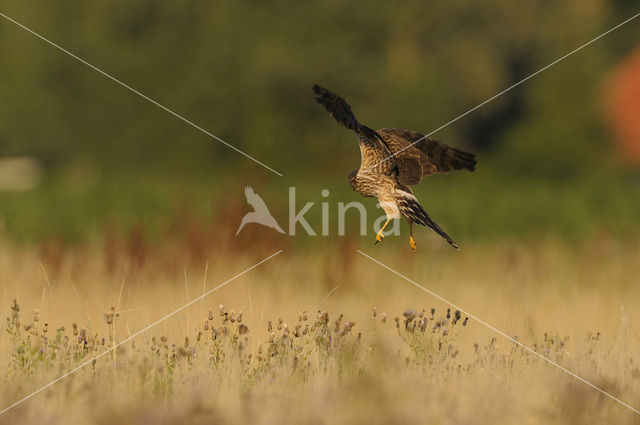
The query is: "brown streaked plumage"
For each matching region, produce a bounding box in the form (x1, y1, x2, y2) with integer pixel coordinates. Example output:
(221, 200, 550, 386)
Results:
(313, 84, 477, 251)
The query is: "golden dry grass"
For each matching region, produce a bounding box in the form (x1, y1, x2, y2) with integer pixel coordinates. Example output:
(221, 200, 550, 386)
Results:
(0, 238, 639, 424)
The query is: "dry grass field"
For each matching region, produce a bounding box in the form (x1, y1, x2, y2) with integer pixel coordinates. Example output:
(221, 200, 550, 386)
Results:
(1, 237, 639, 424)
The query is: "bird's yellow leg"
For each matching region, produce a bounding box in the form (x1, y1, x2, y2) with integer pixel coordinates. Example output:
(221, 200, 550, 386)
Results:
(375, 219, 391, 244)
(409, 221, 417, 252)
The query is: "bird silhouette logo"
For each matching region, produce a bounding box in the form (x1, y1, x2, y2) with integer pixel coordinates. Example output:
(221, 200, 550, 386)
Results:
(236, 186, 286, 235)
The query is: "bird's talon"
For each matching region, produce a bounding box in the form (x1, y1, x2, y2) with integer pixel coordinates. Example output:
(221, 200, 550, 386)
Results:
(375, 232, 384, 244)
(409, 236, 417, 252)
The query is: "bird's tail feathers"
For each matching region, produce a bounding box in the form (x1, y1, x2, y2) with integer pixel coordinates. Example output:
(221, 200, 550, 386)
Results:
(398, 192, 459, 249)
(420, 212, 459, 250)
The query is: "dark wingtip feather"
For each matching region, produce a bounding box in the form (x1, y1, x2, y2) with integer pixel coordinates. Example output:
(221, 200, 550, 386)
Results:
(451, 149, 477, 172)
(312, 84, 324, 94)
(466, 154, 477, 172)
(312, 85, 359, 131)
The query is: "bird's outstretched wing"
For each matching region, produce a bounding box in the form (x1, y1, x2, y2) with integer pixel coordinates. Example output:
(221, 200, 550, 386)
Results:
(313, 85, 396, 172)
(378, 128, 476, 186)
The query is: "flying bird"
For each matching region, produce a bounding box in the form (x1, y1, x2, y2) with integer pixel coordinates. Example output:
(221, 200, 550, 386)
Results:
(236, 186, 285, 235)
(313, 84, 476, 251)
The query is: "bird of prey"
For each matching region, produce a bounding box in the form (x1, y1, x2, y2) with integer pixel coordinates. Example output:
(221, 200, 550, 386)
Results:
(236, 186, 285, 235)
(313, 84, 476, 251)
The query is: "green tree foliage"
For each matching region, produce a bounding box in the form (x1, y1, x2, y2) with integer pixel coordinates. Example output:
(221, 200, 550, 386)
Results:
(0, 1, 633, 173)
(0, 1, 638, 241)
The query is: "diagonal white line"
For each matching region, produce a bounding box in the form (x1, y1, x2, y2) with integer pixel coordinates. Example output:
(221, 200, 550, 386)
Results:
(0, 11, 283, 177)
(0, 250, 283, 416)
(366, 10, 640, 172)
(356, 249, 640, 416)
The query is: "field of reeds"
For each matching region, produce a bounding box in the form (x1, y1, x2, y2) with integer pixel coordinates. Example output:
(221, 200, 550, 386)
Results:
(1, 236, 639, 425)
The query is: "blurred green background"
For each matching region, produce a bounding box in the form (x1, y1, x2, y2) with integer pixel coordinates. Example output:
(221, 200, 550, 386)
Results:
(0, 0, 639, 244)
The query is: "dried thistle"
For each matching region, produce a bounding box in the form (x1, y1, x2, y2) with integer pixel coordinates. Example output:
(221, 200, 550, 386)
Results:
(403, 309, 417, 322)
